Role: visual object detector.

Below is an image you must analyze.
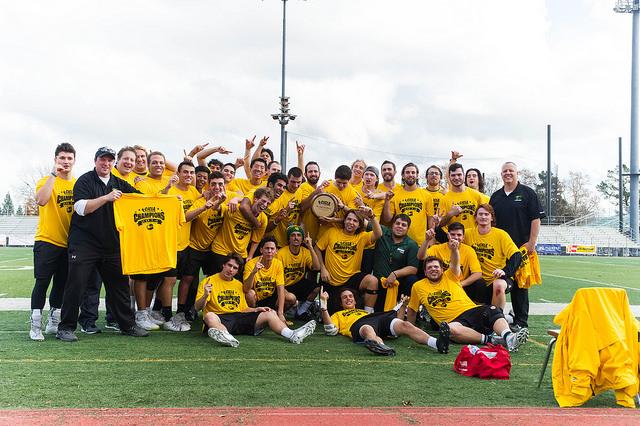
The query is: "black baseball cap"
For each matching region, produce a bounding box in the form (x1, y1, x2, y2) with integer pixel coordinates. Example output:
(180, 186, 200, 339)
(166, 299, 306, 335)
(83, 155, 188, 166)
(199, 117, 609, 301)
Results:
(94, 147, 116, 161)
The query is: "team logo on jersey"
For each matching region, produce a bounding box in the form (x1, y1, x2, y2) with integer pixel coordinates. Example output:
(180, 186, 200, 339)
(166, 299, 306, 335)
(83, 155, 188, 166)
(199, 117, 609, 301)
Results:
(514, 195, 524, 202)
(207, 214, 223, 229)
(427, 290, 452, 307)
(283, 263, 304, 282)
(56, 191, 74, 213)
(233, 223, 251, 239)
(255, 279, 276, 298)
(455, 200, 477, 222)
(217, 289, 241, 309)
(133, 206, 165, 230)
(472, 243, 494, 261)
(398, 198, 423, 216)
(339, 309, 367, 318)
(332, 241, 357, 259)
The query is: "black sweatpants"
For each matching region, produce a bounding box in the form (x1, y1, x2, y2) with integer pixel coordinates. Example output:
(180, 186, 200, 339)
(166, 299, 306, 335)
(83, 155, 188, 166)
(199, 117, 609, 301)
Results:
(31, 241, 68, 310)
(59, 245, 135, 332)
(510, 285, 529, 328)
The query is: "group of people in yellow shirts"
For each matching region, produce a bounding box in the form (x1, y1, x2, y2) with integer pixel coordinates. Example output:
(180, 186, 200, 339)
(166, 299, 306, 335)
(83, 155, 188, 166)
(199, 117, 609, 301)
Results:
(30, 139, 543, 356)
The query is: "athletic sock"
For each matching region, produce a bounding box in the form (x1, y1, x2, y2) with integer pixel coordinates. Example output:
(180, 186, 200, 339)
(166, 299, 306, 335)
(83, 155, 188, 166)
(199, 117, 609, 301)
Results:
(152, 297, 162, 311)
(31, 309, 42, 318)
(129, 296, 136, 311)
(177, 304, 187, 314)
(280, 327, 294, 339)
(161, 307, 172, 322)
(296, 301, 312, 315)
(480, 334, 488, 344)
(364, 306, 374, 314)
(426, 336, 437, 350)
(500, 329, 510, 339)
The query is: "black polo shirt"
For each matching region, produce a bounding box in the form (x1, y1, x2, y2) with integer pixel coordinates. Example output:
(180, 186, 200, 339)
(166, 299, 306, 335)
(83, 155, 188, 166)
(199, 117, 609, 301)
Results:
(68, 169, 139, 251)
(489, 182, 546, 247)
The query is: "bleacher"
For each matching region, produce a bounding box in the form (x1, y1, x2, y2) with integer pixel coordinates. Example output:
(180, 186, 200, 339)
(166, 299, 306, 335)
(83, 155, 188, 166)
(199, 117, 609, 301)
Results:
(538, 225, 640, 248)
(0, 216, 38, 246)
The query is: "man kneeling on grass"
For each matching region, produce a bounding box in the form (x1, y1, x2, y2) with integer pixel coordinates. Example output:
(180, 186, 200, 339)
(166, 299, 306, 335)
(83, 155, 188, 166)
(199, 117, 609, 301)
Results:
(194, 253, 316, 347)
(319, 287, 450, 356)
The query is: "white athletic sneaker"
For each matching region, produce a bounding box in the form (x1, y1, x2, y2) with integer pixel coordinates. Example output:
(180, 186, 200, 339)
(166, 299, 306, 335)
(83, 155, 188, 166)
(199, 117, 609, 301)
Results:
(147, 309, 166, 325)
(207, 328, 239, 347)
(505, 327, 529, 352)
(163, 313, 191, 332)
(289, 320, 317, 344)
(30, 314, 44, 341)
(135, 310, 160, 331)
(45, 308, 60, 334)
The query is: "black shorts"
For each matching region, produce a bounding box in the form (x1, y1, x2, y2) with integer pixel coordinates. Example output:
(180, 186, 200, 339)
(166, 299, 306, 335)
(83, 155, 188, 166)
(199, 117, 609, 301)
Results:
(349, 310, 397, 343)
(33, 240, 67, 281)
(218, 312, 261, 335)
(463, 278, 513, 305)
(451, 305, 504, 335)
(183, 247, 214, 277)
(256, 291, 279, 309)
(285, 278, 317, 301)
(175, 249, 189, 279)
(131, 270, 173, 290)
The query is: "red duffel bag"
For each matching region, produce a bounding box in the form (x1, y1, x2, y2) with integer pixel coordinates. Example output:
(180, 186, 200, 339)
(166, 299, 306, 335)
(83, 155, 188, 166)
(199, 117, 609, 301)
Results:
(453, 344, 511, 380)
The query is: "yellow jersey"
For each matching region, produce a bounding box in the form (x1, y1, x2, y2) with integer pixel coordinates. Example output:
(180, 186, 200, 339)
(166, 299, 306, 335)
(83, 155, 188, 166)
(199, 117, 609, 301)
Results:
(377, 182, 402, 192)
(426, 242, 482, 280)
(275, 245, 313, 286)
(440, 187, 485, 231)
(189, 199, 226, 251)
(227, 178, 263, 196)
(167, 185, 202, 251)
(113, 193, 185, 275)
(265, 188, 304, 247)
(464, 227, 519, 283)
(330, 309, 370, 338)
(34, 176, 77, 247)
(354, 185, 385, 221)
(135, 175, 170, 195)
(211, 208, 268, 258)
(243, 257, 285, 301)
(388, 186, 433, 245)
(316, 228, 373, 286)
(408, 269, 478, 325)
(298, 182, 319, 241)
(195, 273, 248, 315)
(111, 168, 136, 186)
(425, 186, 446, 216)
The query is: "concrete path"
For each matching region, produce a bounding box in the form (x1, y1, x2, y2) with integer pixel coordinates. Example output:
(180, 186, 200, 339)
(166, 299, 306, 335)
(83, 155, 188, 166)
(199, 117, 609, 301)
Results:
(2, 298, 639, 316)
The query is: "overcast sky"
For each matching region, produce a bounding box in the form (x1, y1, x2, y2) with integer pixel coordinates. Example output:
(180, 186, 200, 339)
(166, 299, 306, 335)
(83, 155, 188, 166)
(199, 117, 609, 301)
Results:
(0, 0, 633, 212)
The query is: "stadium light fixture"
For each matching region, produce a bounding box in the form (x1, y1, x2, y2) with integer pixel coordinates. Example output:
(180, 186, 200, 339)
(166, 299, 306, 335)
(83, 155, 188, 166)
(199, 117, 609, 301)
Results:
(614, 0, 640, 242)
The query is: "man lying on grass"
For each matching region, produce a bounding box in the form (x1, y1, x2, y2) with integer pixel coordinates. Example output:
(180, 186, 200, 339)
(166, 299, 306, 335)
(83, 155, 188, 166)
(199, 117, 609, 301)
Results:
(319, 287, 450, 356)
(194, 253, 316, 347)
(406, 239, 528, 352)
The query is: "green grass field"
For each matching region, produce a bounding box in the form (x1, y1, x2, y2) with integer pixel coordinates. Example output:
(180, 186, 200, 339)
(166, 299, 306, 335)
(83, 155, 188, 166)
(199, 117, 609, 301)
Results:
(0, 248, 637, 409)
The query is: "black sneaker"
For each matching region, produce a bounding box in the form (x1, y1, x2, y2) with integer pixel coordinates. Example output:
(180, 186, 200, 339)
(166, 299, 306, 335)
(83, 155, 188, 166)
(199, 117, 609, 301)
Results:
(80, 324, 102, 334)
(104, 321, 120, 331)
(185, 307, 199, 323)
(364, 339, 396, 356)
(121, 325, 150, 337)
(56, 329, 78, 342)
(436, 321, 450, 354)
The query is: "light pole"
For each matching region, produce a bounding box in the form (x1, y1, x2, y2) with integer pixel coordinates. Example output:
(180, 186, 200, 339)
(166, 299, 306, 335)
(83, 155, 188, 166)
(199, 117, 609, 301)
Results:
(271, 0, 297, 170)
(615, 0, 640, 241)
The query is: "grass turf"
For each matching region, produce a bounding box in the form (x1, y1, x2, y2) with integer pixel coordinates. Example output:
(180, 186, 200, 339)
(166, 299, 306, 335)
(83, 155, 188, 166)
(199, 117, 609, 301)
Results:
(0, 247, 636, 409)
(0, 311, 621, 409)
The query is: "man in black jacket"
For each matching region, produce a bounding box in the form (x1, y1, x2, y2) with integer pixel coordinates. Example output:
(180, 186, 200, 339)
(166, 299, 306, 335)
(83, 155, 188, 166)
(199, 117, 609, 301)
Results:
(56, 147, 149, 341)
